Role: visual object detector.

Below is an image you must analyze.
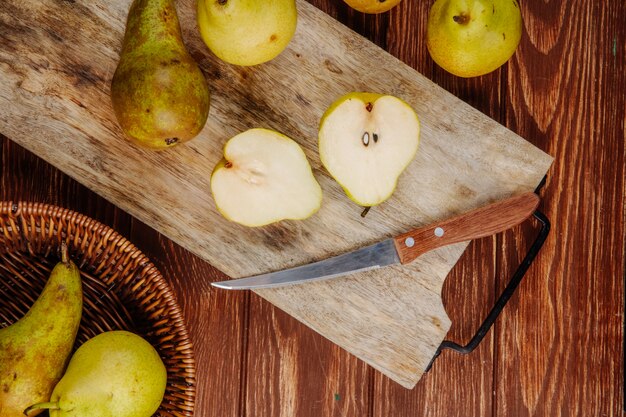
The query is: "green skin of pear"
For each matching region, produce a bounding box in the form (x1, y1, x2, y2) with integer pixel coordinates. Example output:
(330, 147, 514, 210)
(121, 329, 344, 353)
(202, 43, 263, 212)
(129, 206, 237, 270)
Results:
(26, 331, 167, 417)
(319, 92, 419, 207)
(111, 0, 210, 150)
(197, 0, 297, 66)
(426, 0, 522, 78)
(0, 251, 82, 417)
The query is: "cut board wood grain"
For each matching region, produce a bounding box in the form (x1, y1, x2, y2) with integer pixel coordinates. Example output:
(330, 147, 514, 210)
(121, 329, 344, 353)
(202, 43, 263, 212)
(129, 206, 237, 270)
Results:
(0, 0, 552, 387)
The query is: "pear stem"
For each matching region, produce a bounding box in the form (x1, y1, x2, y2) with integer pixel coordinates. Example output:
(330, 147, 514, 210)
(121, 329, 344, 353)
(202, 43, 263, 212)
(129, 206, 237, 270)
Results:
(24, 401, 60, 416)
(61, 241, 69, 265)
(453, 12, 471, 24)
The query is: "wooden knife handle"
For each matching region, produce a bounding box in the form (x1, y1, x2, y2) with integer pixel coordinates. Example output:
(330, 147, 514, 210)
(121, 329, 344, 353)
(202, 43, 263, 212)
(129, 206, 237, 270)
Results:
(393, 192, 540, 265)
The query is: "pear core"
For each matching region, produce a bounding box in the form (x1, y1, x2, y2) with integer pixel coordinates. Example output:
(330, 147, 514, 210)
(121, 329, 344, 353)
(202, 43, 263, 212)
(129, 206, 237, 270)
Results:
(211, 128, 322, 227)
(319, 93, 420, 207)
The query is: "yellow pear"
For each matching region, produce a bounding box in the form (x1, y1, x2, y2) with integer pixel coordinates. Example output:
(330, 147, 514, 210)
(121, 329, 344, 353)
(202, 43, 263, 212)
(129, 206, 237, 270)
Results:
(343, 0, 402, 14)
(197, 0, 297, 66)
(25, 331, 167, 417)
(427, 0, 522, 77)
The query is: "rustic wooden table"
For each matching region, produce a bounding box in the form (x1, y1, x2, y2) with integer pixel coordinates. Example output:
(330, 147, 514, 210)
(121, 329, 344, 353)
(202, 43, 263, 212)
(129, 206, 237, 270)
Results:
(1, 0, 624, 416)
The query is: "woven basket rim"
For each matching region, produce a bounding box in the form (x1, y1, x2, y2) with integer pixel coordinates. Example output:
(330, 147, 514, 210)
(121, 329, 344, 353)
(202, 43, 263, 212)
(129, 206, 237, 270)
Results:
(0, 200, 196, 416)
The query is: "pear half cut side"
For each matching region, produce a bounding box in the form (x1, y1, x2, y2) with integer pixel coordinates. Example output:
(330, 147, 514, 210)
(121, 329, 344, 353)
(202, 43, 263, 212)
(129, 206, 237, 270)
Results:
(319, 93, 420, 207)
(211, 128, 322, 227)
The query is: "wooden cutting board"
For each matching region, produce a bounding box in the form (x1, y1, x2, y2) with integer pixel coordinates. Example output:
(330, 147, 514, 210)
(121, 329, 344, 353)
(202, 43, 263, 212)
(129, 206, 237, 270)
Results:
(0, 0, 552, 388)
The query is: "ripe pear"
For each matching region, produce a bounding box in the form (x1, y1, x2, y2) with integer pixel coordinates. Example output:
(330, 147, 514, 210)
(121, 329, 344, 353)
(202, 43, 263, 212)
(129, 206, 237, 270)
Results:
(111, 0, 210, 150)
(426, 0, 522, 77)
(25, 331, 167, 417)
(343, 0, 402, 14)
(211, 128, 322, 227)
(318, 92, 420, 207)
(197, 0, 297, 66)
(0, 246, 82, 417)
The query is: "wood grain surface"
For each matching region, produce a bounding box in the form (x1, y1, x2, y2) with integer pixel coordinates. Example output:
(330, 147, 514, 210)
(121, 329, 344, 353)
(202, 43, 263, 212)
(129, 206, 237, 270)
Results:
(1, 0, 624, 415)
(0, 0, 552, 388)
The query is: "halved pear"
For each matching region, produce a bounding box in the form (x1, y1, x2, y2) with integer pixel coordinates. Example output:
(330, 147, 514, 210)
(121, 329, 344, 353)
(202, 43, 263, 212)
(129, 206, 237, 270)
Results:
(319, 92, 420, 207)
(211, 128, 322, 227)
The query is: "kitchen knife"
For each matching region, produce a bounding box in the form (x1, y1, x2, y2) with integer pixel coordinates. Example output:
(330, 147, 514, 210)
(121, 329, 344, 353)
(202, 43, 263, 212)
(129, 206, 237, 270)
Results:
(211, 192, 540, 290)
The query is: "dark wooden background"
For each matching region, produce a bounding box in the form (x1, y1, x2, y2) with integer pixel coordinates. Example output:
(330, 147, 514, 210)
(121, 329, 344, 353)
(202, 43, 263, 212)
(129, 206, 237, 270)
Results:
(1, 0, 624, 415)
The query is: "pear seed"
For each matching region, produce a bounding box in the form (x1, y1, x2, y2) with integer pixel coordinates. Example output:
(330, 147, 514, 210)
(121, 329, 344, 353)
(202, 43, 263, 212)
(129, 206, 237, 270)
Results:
(373, 133, 379, 143)
(362, 132, 370, 146)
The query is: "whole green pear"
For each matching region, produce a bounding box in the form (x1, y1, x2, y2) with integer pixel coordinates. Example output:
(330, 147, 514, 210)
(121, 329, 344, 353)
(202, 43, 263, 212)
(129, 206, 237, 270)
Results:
(25, 331, 167, 417)
(426, 0, 522, 77)
(197, 0, 297, 66)
(111, 0, 210, 150)
(0, 246, 82, 417)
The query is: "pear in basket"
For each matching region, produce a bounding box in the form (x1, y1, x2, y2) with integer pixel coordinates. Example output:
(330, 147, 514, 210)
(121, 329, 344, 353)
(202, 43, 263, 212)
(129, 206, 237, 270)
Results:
(0, 244, 82, 417)
(25, 330, 167, 417)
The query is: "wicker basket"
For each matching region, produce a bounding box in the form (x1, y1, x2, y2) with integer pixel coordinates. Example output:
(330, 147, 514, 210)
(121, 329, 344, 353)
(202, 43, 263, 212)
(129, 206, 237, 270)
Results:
(0, 201, 195, 417)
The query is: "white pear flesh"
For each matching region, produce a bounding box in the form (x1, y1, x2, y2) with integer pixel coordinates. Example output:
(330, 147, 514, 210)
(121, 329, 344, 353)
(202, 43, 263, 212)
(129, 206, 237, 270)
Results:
(211, 128, 322, 227)
(319, 94, 420, 206)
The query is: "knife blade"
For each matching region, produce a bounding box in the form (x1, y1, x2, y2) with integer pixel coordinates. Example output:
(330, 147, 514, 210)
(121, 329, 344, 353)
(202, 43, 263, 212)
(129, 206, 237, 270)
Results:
(211, 192, 540, 290)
